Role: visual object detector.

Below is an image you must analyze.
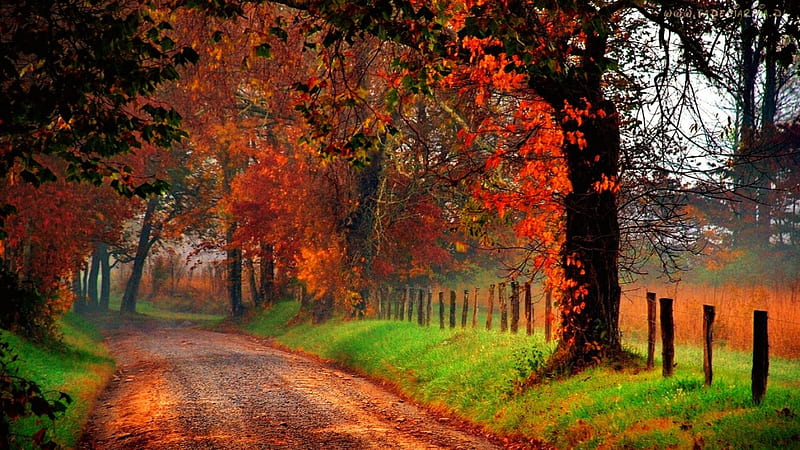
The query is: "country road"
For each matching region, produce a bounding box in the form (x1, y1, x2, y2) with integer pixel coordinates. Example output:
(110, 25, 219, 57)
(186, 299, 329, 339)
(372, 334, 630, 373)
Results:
(78, 325, 503, 449)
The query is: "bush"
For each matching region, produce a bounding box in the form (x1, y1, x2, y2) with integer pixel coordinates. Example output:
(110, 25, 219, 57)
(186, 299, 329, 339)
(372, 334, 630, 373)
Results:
(0, 340, 71, 449)
(0, 266, 60, 343)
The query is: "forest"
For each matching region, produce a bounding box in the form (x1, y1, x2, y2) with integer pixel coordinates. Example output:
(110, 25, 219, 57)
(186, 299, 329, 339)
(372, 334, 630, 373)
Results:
(2, 0, 800, 447)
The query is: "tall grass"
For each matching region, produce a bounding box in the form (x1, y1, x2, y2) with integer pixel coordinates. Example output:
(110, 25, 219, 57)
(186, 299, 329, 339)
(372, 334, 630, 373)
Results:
(245, 299, 800, 448)
(1, 312, 115, 448)
(621, 283, 800, 358)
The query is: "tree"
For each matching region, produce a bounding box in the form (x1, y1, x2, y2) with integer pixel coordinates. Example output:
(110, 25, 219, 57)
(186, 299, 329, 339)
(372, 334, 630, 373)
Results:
(268, 0, 739, 373)
(0, 0, 197, 202)
(709, 0, 800, 247)
(0, 166, 134, 334)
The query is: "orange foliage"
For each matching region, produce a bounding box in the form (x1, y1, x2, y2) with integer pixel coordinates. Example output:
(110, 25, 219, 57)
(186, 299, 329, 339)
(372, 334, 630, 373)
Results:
(0, 161, 134, 302)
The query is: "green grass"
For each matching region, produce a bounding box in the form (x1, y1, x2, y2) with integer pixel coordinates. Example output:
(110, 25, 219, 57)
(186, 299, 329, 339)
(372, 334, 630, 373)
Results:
(2, 312, 115, 448)
(106, 295, 226, 325)
(240, 300, 301, 337)
(243, 300, 800, 448)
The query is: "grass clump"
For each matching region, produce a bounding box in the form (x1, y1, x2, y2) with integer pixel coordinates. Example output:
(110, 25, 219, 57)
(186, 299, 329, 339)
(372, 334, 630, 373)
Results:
(1, 312, 114, 448)
(244, 299, 800, 448)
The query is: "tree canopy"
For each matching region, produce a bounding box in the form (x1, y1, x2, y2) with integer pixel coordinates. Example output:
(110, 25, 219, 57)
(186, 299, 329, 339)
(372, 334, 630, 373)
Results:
(1, 0, 799, 375)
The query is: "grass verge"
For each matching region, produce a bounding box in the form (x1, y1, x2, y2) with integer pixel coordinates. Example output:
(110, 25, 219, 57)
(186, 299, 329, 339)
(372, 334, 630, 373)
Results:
(243, 299, 800, 448)
(1, 312, 115, 448)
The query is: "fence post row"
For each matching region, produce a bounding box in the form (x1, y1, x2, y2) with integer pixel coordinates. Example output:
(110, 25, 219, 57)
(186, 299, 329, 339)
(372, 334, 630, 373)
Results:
(379, 285, 771, 406)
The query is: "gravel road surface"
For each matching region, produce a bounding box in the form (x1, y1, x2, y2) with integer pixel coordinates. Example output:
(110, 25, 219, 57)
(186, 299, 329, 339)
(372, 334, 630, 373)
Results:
(79, 326, 503, 449)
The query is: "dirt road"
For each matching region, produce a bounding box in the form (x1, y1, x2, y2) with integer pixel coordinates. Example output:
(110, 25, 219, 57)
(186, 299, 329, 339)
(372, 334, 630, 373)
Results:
(79, 326, 502, 449)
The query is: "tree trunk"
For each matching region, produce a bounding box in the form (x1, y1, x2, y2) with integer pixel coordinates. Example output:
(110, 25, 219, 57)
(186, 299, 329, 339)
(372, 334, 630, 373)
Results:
(98, 242, 111, 311)
(536, 29, 623, 372)
(246, 258, 260, 308)
(259, 243, 275, 306)
(87, 244, 100, 311)
(546, 96, 622, 372)
(343, 150, 384, 288)
(226, 222, 243, 317)
(313, 293, 334, 324)
(121, 197, 159, 315)
(72, 265, 86, 313)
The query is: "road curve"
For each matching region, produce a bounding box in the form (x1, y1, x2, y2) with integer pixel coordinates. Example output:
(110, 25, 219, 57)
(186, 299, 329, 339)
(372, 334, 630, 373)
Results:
(79, 326, 502, 449)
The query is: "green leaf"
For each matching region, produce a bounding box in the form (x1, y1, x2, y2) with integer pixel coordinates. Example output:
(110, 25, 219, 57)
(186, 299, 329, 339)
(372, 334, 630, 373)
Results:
(270, 26, 288, 41)
(255, 43, 272, 59)
(385, 88, 399, 109)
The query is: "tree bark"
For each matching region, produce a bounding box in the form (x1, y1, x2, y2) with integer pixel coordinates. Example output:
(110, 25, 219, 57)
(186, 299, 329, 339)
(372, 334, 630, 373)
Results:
(227, 222, 244, 318)
(246, 258, 260, 308)
(72, 265, 86, 313)
(121, 197, 159, 315)
(87, 244, 101, 311)
(259, 243, 275, 306)
(98, 242, 111, 311)
(538, 32, 623, 373)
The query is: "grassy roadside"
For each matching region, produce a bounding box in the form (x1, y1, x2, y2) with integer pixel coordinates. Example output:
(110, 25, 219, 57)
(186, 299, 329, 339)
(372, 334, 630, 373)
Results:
(1, 312, 115, 448)
(242, 300, 800, 448)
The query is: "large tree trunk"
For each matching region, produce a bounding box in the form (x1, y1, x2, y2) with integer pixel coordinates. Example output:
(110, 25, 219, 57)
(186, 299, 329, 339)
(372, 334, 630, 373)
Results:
(121, 197, 159, 315)
(537, 33, 623, 374)
(548, 98, 623, 372)
(342, 150, 384, 313)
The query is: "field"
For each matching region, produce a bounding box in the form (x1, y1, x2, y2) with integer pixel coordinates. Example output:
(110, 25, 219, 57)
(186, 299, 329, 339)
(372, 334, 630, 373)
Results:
(619, 283, 800, 358)
(245, 294, 800, 448)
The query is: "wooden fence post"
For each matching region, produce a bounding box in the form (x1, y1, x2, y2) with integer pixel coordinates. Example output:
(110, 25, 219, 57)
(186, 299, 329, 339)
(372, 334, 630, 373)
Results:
(426, 290, 432, 326)
(376, 287, 382, 319)
(383, 287, 389, 320)
(510, 281, 520, 333)
(703, 304, 715, 386)
(407, 286, 414, 322)
(647, 292, 656, 370)
(417, 288, 424, 325)
(752, 310, 769, 405)
(471, 288, 478, 328)
(499, 282, 508, 333)
(486, 284, 495, 331)
(399, 287, 406, 321)
(545, 289, 552, 342)
(461, 290, 469, 328)
(660, 297, 675, 378)
(438, 291, 445, 329)
(524, 282, 532, 336)
(449, 290, 457, 328)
